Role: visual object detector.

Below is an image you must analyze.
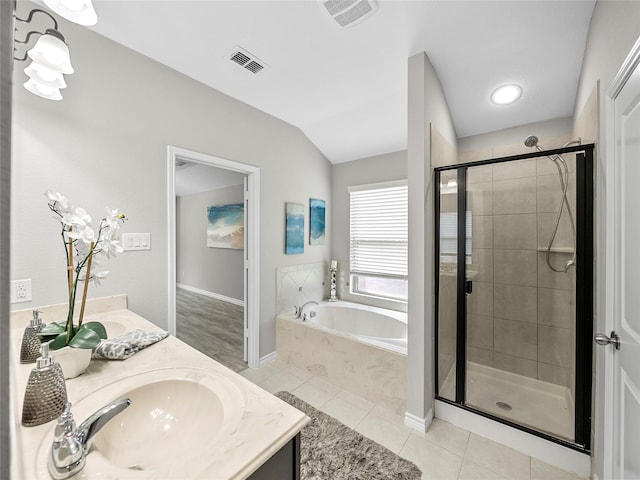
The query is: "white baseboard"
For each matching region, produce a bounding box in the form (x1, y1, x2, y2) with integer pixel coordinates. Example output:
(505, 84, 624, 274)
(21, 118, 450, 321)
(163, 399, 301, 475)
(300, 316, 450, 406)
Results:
(435, 400, 591, 478)
(259, 351, 277, 367)
(404, 408, 433, 433)
(177, 283, 244, 307)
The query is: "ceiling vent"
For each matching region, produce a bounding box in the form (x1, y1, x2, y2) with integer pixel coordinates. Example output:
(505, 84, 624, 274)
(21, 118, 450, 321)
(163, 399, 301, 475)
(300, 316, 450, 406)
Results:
(321, 0, 379, 28)
(228, 47, 268, 75)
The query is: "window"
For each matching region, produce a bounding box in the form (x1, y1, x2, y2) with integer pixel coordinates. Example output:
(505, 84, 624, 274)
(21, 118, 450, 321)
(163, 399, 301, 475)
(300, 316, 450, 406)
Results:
(439, 208, 472, 265)
(349, 181, 408, 302)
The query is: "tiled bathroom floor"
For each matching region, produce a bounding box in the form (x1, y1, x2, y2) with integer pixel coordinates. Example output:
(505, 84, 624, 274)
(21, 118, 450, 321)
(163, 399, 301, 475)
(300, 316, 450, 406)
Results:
(239, 361, 587, 480)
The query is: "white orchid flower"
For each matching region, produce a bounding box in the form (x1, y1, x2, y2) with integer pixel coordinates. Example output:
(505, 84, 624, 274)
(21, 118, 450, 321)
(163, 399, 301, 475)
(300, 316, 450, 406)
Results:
(67, 225, 96, 245)
(104, 208, 126, 230)
(45, 191, 71, 210)
(90, 270, 109, 287)
(99, 237, 123, 258)
(69, 207, 92, 227)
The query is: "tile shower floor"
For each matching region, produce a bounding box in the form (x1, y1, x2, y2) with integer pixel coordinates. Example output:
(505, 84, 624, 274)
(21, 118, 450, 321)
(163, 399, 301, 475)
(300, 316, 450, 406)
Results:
(239, 361, 586, 480)
(440, 362, 574, 442)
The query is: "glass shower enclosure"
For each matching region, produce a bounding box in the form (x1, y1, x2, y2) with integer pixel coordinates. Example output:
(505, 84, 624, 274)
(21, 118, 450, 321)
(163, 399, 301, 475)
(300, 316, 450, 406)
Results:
(434, 144, 594, 451)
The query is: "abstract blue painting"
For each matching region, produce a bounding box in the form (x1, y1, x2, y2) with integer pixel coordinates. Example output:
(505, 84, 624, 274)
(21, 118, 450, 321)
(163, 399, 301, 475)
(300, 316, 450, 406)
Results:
(309, 198, 326, 245)
(285, 202, 304, 254)
(207, 203, 244, 250)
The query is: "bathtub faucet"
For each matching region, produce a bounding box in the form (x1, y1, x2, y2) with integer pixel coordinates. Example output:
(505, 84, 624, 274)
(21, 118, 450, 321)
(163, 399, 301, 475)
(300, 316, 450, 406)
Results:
(295, 300, 319, 320)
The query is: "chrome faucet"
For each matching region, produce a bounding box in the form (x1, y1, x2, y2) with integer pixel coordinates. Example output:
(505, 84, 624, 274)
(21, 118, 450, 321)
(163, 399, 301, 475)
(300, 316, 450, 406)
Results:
(48, 399, 131, 479)
(295, 300, 319, 320)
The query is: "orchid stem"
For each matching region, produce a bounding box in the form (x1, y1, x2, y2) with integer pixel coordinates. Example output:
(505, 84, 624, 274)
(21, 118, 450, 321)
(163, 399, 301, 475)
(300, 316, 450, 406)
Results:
(67, 227, 73, 294)
(78, 241, 95, 327)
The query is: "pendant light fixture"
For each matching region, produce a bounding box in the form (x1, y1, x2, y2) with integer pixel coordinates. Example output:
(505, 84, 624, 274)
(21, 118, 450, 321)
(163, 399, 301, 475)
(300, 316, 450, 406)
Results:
(26, 29, 74, 74)
(13, 1, 98, 100)
(24, 78, 63, 101)
(42, 0, 98, 26)
(24, 61, 67, 89)
(14, 8, 74, 100)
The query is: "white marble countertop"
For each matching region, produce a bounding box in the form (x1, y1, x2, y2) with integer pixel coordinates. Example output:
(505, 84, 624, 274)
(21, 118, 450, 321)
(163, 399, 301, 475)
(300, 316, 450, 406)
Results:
(10, 302, 308, 479)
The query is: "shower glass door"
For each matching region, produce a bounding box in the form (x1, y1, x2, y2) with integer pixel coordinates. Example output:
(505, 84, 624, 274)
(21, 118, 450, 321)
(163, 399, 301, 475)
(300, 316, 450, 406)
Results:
(435, 144, 594, 450)
(436, 169, 459, 402)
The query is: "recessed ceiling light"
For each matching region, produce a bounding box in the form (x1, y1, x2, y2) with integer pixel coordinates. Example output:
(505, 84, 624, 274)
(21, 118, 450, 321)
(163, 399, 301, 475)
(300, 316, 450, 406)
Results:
(490, 84, 522, 105)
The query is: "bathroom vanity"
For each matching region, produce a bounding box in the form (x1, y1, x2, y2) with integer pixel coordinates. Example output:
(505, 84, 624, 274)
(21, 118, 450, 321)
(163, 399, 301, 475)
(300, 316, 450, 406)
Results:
(10, 295, 308, 479)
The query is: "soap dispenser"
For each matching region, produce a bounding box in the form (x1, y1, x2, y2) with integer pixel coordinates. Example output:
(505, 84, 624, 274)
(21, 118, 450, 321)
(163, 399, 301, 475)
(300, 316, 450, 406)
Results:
(22, 342, 68, 427)
(20, 309, 46, 364)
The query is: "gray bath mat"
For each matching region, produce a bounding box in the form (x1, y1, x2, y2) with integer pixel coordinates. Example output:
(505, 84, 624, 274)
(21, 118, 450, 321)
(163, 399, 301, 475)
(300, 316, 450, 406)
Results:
(276, 391, 422, 480)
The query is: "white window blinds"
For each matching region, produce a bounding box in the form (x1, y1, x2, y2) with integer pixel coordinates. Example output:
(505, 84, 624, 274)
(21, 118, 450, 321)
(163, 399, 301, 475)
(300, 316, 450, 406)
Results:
(439, 211, 472, 259)
(349, 182, 408, 279)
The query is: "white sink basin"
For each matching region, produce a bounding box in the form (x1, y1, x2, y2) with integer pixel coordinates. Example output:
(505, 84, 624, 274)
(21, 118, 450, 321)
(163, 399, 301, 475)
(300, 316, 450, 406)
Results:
(92, 379, 226, 471)
(35, 368, 245, 478)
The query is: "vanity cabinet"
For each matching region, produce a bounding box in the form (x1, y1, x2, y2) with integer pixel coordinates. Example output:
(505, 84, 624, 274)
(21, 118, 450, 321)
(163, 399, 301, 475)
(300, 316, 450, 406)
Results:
(248, 433, 301, 480)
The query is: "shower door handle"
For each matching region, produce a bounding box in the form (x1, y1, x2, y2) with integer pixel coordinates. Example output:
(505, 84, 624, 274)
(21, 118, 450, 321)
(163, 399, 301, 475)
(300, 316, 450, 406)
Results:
(594, 331, 620, 350)
(465, 280, 473, 294)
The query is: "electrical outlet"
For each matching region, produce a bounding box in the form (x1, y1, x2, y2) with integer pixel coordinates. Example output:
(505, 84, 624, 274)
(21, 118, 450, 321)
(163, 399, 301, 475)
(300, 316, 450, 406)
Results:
(10, 279, 32, 303)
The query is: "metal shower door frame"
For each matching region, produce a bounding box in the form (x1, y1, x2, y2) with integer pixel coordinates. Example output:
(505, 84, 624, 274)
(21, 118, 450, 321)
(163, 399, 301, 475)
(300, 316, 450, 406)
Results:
(433, 144, 594, 452)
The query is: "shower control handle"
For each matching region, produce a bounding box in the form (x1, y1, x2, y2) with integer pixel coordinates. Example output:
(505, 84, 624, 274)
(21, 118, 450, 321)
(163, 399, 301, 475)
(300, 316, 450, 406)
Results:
(594, 331, 620, 350)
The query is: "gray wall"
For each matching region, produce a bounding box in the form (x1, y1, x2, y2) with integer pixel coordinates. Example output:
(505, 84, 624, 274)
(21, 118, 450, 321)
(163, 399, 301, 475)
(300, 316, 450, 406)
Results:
(572, 2, 640, 479)
(10, 2, 332, 358)
(407, 52, 458, 424)
(177, 184, 244, 301)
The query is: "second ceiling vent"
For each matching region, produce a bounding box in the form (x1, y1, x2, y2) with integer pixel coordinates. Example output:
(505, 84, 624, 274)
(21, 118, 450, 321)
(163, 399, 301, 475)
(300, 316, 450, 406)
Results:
(228, 47, 268, 75)
(321, 0, 379, 28)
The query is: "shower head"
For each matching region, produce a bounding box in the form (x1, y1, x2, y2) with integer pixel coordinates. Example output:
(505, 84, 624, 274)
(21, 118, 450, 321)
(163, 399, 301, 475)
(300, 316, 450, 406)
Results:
(524, 135, 539, 148)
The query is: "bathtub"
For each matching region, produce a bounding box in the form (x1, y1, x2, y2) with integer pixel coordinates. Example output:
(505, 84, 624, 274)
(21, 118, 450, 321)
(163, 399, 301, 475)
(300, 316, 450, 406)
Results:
(276, 301, 407, 415)
(304, 302, 408, 355)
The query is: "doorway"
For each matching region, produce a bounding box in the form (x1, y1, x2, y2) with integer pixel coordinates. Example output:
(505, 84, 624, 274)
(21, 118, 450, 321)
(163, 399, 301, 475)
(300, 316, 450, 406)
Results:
(167, 146, 260, 369)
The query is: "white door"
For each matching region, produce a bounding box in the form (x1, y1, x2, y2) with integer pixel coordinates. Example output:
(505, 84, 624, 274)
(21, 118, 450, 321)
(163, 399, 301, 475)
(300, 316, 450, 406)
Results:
(604, 38, 640, 480)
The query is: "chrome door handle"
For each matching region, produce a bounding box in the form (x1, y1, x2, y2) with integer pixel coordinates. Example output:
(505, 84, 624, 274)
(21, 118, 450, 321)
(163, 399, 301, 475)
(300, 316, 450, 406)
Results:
(594, 331, 620, 350)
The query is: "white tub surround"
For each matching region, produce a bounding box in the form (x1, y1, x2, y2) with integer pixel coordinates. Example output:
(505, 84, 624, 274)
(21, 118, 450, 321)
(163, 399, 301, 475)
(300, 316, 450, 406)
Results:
(277, 301, 407, 415)
(10, 301, 308, 479)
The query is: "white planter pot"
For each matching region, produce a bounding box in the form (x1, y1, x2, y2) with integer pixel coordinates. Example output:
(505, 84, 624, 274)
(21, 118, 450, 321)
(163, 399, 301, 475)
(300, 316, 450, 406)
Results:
(53, 346, 92, 379)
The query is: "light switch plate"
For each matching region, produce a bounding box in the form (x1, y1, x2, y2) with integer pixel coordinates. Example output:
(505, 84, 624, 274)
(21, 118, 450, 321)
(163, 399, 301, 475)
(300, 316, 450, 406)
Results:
(122, 233, 151, 251)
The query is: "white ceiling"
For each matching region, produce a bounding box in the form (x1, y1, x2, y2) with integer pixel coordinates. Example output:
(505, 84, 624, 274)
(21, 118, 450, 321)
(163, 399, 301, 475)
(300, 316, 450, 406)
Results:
(88, 0, 596, 164)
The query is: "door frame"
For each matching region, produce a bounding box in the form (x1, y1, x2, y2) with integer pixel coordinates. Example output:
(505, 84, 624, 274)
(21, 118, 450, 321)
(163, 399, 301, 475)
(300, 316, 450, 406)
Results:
(167, 145, 261, 369)
(603, 35, 640, 479)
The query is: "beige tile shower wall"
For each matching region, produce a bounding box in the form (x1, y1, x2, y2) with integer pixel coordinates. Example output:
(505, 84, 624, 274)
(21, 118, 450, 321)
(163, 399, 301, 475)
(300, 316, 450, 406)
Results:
(464, 142, 576, 389)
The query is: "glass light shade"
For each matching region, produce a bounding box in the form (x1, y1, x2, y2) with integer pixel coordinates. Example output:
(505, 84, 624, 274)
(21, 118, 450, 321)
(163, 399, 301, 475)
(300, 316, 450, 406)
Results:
(490, 84, 522, 105)
(24, 62, 67, 89)
(24, 79, 63, 101)
(42, 0, 97, 26)
(27, 33, 74, 74)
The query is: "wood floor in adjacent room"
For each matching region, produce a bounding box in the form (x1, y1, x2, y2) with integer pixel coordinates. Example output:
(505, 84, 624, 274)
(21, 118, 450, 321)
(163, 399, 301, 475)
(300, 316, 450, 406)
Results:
(175, 287, 247, 372)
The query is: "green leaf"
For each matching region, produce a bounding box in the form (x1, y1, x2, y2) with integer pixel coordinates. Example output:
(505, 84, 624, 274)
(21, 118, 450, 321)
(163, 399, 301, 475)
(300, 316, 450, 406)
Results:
(79, 322, 107, 340)
(68, 328, 101, 349)
(49, 333, 68, 350)
(40, 322, 66, 336)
